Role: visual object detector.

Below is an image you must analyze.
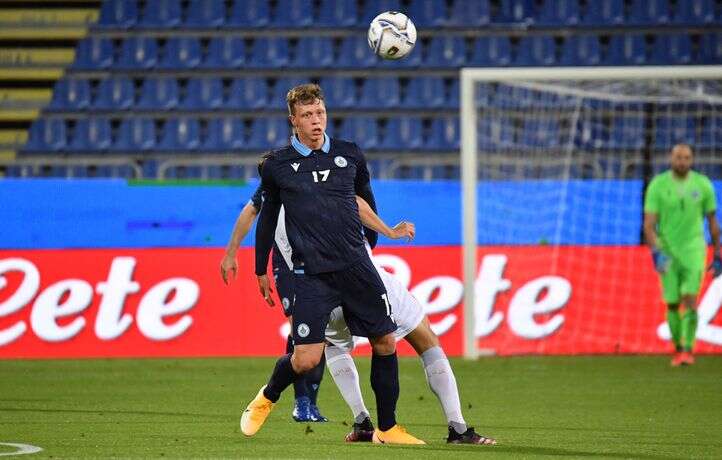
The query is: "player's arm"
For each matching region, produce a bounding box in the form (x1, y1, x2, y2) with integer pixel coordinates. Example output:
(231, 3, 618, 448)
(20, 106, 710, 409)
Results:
(643, 212, 660, 250)
(352, 144, 379, 249)
(255, 158, 282, 306)
(356, 195, 415, 242)
(643, 180, 669, 273)
(220, 200, 260, 285)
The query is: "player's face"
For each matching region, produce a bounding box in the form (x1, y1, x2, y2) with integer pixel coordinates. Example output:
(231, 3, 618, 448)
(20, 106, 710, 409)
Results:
(670, 145, 693, 177)
(290, 99, 327, 147)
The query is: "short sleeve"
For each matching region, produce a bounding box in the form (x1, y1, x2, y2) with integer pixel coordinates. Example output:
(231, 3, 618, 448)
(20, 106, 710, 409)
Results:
(249, 186, 263, 212)
(644, 179, 660, 214)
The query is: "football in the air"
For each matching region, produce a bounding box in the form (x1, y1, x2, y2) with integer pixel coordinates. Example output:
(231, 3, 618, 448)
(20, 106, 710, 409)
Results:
(367, 11, 417, 60)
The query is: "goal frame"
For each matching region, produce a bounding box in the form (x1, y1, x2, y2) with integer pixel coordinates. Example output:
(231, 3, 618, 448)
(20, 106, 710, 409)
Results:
(460, 65, 722, 359)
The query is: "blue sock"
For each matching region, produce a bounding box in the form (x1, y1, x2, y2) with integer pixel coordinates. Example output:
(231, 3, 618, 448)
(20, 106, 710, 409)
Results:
(306, 353, 325, 405)
(263, 353, 298, 403)
(371, 352, 399, 431)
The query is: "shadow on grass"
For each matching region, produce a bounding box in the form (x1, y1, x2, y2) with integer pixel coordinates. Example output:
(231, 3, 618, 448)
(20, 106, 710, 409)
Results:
(0, 406, 219, 419)
(425, 444, 687, 460)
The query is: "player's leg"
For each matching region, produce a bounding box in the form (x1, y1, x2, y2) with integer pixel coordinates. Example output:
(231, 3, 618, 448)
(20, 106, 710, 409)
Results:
(679, 256, 703, 364)
(660, 262, 684, 366)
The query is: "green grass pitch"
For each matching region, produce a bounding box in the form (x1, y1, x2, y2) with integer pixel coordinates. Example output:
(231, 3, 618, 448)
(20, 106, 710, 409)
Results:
(2, 356, 722, 459)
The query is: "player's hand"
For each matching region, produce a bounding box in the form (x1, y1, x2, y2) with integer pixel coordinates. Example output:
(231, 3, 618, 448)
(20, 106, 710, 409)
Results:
(708, 254, 722, 278)
(389, 221, 415, 242)
(220, 252, 237, 285)
(651, 248, 670, 274)
(257, 274, 275, 307)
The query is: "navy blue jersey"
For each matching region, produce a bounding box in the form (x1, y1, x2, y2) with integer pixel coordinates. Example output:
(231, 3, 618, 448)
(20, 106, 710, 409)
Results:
(255, 138, 376, 275)
(249, 186, 287, 271)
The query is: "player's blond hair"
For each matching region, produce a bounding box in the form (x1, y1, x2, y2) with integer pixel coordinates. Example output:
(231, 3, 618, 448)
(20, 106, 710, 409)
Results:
(286, 83, 325, 116)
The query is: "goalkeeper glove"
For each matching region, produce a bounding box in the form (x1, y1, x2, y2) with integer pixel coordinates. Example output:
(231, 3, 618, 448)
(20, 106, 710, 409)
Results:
(651, 248, 670, 274)
(708, 254, 722, 278)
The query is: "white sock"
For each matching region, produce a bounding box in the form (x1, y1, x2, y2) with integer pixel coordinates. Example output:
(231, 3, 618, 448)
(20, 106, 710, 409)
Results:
(421, 346, 467, 434)
(325, 346, 370, 423)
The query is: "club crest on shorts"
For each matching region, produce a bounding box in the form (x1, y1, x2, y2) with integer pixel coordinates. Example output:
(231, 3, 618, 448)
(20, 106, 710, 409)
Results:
(334, 156, 347, 168)
(282, 297, 290, 311)
(297, 323, 310, 338)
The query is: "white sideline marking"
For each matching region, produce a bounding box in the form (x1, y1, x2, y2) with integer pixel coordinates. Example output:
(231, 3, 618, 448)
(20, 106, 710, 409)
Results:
(0, 443, 43, 457)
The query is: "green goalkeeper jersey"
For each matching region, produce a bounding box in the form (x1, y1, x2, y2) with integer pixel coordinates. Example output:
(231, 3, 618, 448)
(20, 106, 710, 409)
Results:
(644, 170, 717, 261)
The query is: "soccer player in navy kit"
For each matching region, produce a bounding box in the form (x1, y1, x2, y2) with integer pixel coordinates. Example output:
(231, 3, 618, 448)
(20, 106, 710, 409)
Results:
(240, 84, 424, 444)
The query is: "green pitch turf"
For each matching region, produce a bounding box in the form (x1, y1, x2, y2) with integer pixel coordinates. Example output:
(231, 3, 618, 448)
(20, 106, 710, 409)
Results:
(2, 356, 721, 459)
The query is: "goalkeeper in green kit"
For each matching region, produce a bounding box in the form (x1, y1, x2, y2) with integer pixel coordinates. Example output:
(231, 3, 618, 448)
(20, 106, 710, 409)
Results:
(644, 144, 721, 366)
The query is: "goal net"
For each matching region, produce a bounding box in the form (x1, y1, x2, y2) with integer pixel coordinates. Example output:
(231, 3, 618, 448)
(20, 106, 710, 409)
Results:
(460, 66, 722, 358)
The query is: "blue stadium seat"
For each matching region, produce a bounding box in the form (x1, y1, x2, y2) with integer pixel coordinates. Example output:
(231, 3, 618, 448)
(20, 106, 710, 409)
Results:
(514, 36, 556, 66)
(137, 77, 179, 110)
(98, 0, 137, 28)
(138, 0, 181, 27)
(116, 37, 159, 69)
(521, 119, 560, 148)
(229, 0, 270, 27)
(181, 78, 224, 109)
(361, 0, 402, 24)
(427, 117, 460, 150)
(673, 0, 715, 24)
(359, 78, 400, 108)
(73, 38, 114, 69)
(538, 0, 580, 25)
(448, 0, 490, 26)
(249, 38, 290, 68)
(655, 116, 695, 149)
(559, 35, 601, 66)
(408, 0, 447, 27)
(158, 118, 201, 151)
(604, 35, 646, 65)
(425, 36, 465, 68)
(24, 119, 67, 152)
(582, 0, 623, 25)
(320, 77, 356, 109)
(94, 77, 134, 109)
(628, 0, 670, 25)
(446, 78, 459, 108)
(339, 117, 379, 150)
(159, 37, 201, 69)
(403, 77, 445, 109)
(469, 36, 512, 66)
(478, 117, 515, 150)
(203, 117, 246, 150)
(69, 118, 112, 152)
(650, 34, 692, 65)
(247, 117, 290, 149)
(201, 37, 245, 68)
(609, 117, 644, 149)
(186, 0, 225, 27)
(498, 0, 535, 23)
(699, 116, 720, 148)
(317, 0, 357, 27)
(50, 78, 91, 110)
(337, 36, 376, 68)
(291, 37, 334, 68)
(378, 118, 423, 150)
(699, 33, 722, 64)
(273, 0, 314, 27)
(271, 77, 310, 109)
(112, 118, 156, 151)
(226, 77, 268, 109)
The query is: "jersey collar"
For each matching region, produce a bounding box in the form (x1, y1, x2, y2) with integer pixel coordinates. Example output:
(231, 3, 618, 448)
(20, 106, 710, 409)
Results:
(291, 133, 330, 157)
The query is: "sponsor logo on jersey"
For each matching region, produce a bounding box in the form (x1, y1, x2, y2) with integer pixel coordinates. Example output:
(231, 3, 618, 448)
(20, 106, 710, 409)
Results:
(282, 297, 290, 312)
(691, 190, 700, 200)
(297, 323, 310, 338)
(291, 162, 300, 172)
(334, 156, 347, 168)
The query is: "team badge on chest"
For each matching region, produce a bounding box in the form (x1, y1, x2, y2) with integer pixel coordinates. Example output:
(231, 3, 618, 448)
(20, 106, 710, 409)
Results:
(334, 156, 347, 168)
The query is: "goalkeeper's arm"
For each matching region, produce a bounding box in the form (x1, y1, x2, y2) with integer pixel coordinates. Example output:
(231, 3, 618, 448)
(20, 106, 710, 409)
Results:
(644, 212, 668, 273)
(707, 212, 721, 277)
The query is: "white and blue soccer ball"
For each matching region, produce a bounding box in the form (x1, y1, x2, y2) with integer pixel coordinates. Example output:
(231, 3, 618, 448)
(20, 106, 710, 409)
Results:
(367, 11, 417, 60)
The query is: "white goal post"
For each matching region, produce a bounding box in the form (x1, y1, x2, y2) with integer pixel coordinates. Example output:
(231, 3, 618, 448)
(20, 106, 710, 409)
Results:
(460, 65, 722, 359)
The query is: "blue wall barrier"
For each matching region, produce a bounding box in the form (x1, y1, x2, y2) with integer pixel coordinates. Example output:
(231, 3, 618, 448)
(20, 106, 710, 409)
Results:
(0, 179, 719, 249)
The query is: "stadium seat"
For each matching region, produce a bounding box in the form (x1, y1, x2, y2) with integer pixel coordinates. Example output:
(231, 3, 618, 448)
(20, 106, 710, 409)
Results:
(94, 77, 134, 109)
(273, 0, 314, 27)
(186, 0, 225, 27)
(320, 77, 356, 109)
(582, 0, 623, 25)
(559, 35, 601, 66)
(112, 118, 156, 151)
(408, 0, 447, 27)
(498, 0, 535, 23)
(378, 118, 423, 150)
(628, 0, 670, 25)
(271, 77, 310, 109)
(228, 0, 270, 27)
(521, 119, 561, 148)
(446, 78, 459, 108)
(116, 37, 159, 69)
(98, 0, 138, 28)
(403, 77, 445, 109)
(514, 36, 556, 66)
(655, 116, 695, 149)
(337, 36, 377, 68)
(227, 77, 269, 109)
(469, 36, 512, 66)
(181, 78, 224, 109)
(137, 77, 180, 110)
(291, 37, 334, 68)
(339, 117, 379, 150)
(609, 117, 645, 149)
(158, 118, 201, 151)
(159, 37, 201, 69)
(249, 38, 290, 68)
(425, 36, 466, 68)
(650, 34, 692, 65)
(317, 0, 357, 27)
(203, 117, 246, 150)
(361, 0, 402, 24)
(604, 35, 646, 65)
(201, 37, 245, 69)
(358, 77, 400, 108)
(50, 78, 91, 110)
(538, 0, 580, 25)
(478, 117, 515, 150)
(447, 0, 490, 26)
(427, 117, 460, 150)
(24, 118, 67, 152)
(672, 0, 715, 24)
(247, 117, 290, 149)
(699, 33, 722, 64)
(73, 38, 114, 69)
(138, 0, 181, 27)
(699, 116, 720, 148)
(69, 118, 112, 152)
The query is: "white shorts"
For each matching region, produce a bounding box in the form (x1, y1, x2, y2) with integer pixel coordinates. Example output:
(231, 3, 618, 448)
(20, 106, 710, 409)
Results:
(325, 260, 425, 353)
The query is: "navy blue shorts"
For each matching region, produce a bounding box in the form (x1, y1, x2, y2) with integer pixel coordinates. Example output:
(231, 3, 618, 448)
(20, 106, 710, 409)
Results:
(292, 256, 397, 345)
(273, 263, 294, 318)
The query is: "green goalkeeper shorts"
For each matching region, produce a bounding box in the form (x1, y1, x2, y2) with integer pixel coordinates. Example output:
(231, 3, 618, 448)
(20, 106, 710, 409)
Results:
(659, 252, 705, 304)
